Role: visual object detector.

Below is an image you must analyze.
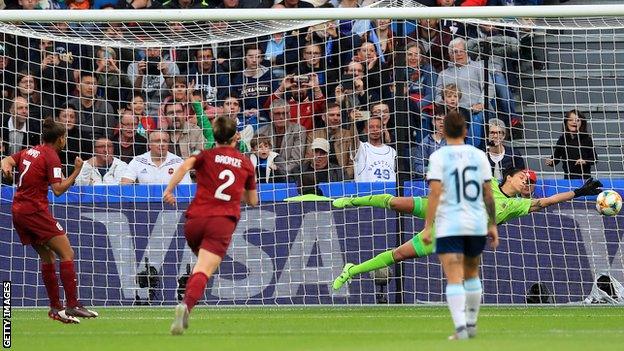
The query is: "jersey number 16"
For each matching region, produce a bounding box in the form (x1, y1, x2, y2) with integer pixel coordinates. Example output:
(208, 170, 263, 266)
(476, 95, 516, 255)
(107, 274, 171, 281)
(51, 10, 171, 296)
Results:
(450, 166, 480, 203)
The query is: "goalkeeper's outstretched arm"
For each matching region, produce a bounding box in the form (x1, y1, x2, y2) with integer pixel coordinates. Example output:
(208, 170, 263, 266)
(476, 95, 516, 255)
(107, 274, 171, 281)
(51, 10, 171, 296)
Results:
(528, 178, 603, 213)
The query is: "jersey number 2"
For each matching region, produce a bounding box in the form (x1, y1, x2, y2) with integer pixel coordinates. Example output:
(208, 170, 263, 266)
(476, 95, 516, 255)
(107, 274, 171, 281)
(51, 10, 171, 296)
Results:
(17, 160, 32, 188)
(214, 169, 236, 201)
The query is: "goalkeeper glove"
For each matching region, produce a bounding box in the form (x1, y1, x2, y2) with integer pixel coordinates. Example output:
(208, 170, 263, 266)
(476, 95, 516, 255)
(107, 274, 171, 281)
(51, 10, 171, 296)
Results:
(573, 178, 603, 198)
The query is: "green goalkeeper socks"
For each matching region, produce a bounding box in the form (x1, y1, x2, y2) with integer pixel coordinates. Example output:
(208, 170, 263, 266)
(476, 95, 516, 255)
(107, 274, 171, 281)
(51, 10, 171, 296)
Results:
(351, 194, 394, 209)
(349, 250, 395, 276)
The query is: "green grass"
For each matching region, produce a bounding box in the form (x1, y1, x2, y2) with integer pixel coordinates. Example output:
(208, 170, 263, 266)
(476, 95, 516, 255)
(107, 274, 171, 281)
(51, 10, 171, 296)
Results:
(9, 306, 624, 351)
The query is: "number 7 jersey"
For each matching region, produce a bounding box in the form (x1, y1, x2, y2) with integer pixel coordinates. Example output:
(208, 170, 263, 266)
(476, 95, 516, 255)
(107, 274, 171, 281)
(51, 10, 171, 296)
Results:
(186, 146, 256, 220)
(426, 144, 492, 238)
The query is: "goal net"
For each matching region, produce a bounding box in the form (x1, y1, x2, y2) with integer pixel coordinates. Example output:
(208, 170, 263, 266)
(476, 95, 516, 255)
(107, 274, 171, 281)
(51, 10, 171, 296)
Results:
(1, 1, 623, 306)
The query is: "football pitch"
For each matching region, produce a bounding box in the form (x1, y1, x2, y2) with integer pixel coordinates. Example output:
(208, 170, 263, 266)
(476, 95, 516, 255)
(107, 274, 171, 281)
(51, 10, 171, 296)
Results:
(9, 306, 624, 351)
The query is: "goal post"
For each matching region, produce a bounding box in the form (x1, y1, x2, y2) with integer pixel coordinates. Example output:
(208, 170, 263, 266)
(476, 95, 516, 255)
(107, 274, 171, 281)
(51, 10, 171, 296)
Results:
(0, 2, 623, 307)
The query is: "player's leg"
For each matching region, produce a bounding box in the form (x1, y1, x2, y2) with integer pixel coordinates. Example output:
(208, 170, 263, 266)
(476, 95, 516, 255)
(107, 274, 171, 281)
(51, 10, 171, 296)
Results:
(462, 236, 487, 339)
(333, 195, 428, 218)
(332, 229, 435, 290)
(437, 237, 468, 340)
(32, 244, 79, 324)
(46, 235, 98, 318)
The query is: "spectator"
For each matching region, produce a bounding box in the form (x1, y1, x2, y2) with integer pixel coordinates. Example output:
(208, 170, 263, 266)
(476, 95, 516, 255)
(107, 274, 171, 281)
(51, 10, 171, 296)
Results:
(363, 19, 396, 66)
(294, 137, 343, 195)
(406, 42, 437, 115)
(217, 44, 275, 120)
(307, 103, 357, 179)
(255, 98, 306, 174)
(220, 95, 261, 133)
(265, 73, 325, 131)
(280, 0, 314, 8)
(121, 130, 191, 184)
(545, 109, 597, 180)
(441, 84, 482, 148)
(188, 46, 220, 106)
(335, 61, 367, 110)
(249, 136, 288, 183)
(435, 38, 516, 123)
(75, 137, 129, 185)
(354, 116, 397, 182)
(1, 96, 40, 156)
(163, 102, 205, 159)
(411, 107, 447, 179)
(15, 71, 52, 120)
(68, 71, 117, 140)
(164, 0, 209, 8)
(353, 41, 392, 103)
(0, 43, 15, 111)
(292, 43, 328, 87)
(38, 43, 75, 111)
(410, 18, 451, 72)
(486, 118, 525, 179)
(123, 0, 163, 8)
(127, 46, 180, 117)
(111, 110, 149, 164)
(56, 105, 91, 173)
(127, 93, 157, 138)
(160, 76, 195, 126)
(94, 47, 132, 113)
(370, 102, 394, 143)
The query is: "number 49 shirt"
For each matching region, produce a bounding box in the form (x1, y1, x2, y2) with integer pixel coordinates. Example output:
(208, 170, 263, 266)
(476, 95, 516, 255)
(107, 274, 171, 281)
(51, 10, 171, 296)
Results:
(426, 144, 492, 238)
(186, 146, 256, 221)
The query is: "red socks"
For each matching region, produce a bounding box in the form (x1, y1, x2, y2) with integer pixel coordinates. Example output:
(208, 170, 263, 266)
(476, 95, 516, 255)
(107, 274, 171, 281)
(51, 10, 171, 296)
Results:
(59, 261, 79, 308)
(183, 272, 209, 312)
(41, 263, 62, 310)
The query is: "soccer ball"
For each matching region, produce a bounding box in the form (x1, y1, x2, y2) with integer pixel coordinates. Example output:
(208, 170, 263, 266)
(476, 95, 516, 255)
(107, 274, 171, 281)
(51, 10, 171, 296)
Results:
(595, 190, 622, 216)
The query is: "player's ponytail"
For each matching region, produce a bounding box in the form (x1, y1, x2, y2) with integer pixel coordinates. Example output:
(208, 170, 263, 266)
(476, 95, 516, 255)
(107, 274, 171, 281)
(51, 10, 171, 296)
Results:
(41, 117, 67, 144)
(213, 117, 238, 145)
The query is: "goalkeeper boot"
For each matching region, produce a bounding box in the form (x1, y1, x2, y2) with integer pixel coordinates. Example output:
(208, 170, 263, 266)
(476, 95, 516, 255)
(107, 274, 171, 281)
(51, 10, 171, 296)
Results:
(65, 305, 99, 318)
(48, 308, 80, 324)
(171, 303, 189, 336)
(332, 197, 357, 209)
(467, 324, 477, 338)
(332, 263, 355, 290)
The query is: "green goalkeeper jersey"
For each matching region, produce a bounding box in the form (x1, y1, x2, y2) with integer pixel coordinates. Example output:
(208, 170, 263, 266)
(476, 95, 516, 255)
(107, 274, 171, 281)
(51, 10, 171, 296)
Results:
(491, 178, 531, 224)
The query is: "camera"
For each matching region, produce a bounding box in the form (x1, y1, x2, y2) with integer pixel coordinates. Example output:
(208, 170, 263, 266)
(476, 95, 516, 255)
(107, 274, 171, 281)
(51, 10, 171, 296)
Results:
(146, 56, 161, 75)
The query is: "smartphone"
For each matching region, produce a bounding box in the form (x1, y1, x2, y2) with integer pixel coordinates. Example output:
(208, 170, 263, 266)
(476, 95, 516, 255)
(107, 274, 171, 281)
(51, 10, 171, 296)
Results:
(356, 110, 371, 121)
(293, 75, 310, 84)
(341, 74, 354, 91)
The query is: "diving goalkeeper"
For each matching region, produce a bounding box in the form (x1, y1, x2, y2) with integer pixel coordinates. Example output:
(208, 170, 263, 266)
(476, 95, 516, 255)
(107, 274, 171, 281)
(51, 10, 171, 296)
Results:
(332, 167, 603, 290)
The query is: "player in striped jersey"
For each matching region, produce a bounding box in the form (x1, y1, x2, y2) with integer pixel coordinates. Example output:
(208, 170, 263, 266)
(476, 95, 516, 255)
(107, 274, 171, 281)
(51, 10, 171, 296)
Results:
(331, 168, 603, 291)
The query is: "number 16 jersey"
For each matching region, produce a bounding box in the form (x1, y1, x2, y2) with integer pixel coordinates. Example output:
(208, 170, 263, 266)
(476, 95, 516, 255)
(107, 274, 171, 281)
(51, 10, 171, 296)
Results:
(186, 146, 256, 220)
(426, 144, 492, 238)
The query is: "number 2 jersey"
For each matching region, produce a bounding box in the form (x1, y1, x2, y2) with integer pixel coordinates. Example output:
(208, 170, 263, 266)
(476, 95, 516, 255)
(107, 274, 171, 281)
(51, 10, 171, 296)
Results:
(186, 146, 256, 221)
(11, 144, 63, 214)
(426, 144, 492, 238)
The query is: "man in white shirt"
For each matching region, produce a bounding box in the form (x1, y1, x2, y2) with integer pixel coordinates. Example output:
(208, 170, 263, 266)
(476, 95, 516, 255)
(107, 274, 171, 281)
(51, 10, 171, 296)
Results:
(76, 137, 128, 185)
(1, 96, 40, 156)
(121, 130, 192, 185)
(354, 116, 396, 182)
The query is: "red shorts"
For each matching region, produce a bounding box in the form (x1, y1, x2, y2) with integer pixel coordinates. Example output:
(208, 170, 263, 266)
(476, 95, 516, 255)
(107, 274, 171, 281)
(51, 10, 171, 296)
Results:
(184, 216, 237, 258)
(13, 210, 66, 246)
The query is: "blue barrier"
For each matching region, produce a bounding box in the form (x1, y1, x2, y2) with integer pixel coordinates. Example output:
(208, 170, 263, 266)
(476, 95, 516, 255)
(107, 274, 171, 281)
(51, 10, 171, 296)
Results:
(1, 179, 621, 204)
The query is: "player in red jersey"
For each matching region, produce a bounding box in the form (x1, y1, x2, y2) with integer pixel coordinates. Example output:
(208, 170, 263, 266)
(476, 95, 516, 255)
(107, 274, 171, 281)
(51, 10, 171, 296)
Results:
(1, 118, 98, 324)
(163, 117, 258, 335)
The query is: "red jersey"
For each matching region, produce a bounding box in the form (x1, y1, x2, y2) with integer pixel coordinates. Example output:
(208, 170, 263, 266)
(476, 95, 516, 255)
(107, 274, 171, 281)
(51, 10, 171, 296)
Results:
(11, 144, 63, 214)
(186, 146, 256, 220)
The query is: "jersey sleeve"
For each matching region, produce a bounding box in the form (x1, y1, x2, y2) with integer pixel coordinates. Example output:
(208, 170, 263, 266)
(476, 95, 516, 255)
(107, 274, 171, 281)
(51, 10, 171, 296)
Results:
(244, 158, 257, 191)
(499, 197, 531, 223)
(480, 152, 493, 182)
(46, 151, 63, 185)
(426, 151, 442, 181)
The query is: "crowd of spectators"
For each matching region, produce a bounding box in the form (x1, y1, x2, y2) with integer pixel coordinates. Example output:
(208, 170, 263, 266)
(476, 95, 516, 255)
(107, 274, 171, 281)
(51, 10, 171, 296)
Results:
(0, 0, 600, 194)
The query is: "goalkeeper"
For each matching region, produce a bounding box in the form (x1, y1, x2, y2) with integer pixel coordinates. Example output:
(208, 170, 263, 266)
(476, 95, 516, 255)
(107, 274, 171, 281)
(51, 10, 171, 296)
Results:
(332, 167, 603, 290)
